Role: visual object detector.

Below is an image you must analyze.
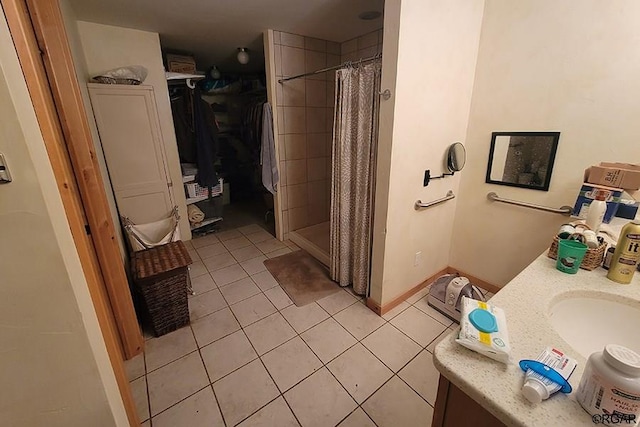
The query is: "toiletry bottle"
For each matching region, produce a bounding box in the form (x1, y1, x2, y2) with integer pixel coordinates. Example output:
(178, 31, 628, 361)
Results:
(576, 345, 640, 422)
(585, 190, 607, 231)
(607, 219, 640, 284)
(603, 246, 615, 270)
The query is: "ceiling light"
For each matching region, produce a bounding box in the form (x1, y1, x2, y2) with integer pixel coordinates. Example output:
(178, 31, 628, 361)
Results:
(237, 48, 250, 65)
(358, 11, 382, 20)
(209, 66, 221, 79)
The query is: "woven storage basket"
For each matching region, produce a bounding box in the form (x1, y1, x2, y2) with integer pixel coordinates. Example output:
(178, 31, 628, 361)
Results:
(93, 76, 141, 85)
(133, 241, 192, 336)
(547, 235, 607, 271)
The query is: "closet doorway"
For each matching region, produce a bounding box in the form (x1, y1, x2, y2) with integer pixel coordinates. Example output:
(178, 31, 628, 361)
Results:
(168, 64, 275, 238)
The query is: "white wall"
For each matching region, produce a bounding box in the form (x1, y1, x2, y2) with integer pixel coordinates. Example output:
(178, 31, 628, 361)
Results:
(75, 21, 191, 240)
(370, 0, 484, 306)
(450, 0, 640, 286)
(0, 10, 125, 426)
(59, 0, 127, 260)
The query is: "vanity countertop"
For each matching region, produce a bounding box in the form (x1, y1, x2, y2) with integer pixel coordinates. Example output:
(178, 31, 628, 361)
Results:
(433, 219, 640, 427)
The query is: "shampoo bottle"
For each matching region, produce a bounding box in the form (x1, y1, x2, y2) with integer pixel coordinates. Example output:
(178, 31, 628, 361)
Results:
(607, 219, 640, 284)
(585, 190, 607, 231)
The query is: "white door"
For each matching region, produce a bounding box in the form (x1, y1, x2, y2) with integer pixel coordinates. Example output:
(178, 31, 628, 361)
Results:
(88, 84, 174, 223)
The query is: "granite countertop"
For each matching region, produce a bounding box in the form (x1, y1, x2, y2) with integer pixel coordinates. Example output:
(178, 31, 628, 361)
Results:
(433, 219, 640, 427)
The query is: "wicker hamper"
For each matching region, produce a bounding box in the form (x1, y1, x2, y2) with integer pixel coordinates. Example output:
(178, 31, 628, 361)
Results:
(547, 236, 607, 271)
(133, 241, 192, 336)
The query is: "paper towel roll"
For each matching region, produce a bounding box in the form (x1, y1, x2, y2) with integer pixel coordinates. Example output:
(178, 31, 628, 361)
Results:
(187, 204, 205, 224)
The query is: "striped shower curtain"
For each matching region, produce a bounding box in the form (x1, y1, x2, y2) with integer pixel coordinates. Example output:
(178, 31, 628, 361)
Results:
(330, 60, 381, 296)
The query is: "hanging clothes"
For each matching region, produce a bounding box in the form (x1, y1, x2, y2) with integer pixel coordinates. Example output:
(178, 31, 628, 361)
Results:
(193, 86, 220, 187)
(260, 102, 278, 194)
(170, 91, 197, 163)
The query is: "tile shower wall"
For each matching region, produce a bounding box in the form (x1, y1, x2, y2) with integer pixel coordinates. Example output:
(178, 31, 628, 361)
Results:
(340, 29, 384, 63)
(272, 31, 340, 239)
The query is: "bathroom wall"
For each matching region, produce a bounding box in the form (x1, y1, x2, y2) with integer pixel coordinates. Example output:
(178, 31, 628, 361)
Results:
(75, 21, 191, 240)
(370, 0, 485, 307)
(450, 0, 640, 286)
(271, 31, 340, 239)
(58, 1, 127, 260)
(340, 29, 384, 63)
(0, 11, 126, 424)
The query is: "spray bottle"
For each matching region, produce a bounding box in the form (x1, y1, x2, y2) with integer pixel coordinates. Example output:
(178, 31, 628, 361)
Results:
(607, 219, 640, 284)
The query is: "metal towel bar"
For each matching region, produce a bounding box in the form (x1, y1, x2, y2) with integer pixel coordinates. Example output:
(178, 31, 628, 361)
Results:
(487, 192, 573, 216)
(415, 190, 455, 210)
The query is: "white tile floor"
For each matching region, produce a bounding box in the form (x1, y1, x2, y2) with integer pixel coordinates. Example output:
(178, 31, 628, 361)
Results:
(126, 224, 462, 427)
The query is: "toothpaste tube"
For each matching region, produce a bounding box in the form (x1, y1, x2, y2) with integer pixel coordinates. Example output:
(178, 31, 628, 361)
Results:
(520, 347, 577, 404)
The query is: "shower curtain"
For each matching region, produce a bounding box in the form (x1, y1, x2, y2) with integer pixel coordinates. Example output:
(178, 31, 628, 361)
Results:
(330, 61, 381, 296)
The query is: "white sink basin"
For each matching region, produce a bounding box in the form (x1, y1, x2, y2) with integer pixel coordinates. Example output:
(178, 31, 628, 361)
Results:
(549, 294, 640, 358)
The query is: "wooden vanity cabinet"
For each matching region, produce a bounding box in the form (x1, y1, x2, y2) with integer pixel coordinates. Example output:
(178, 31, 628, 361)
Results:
(432, 375, 507, 427)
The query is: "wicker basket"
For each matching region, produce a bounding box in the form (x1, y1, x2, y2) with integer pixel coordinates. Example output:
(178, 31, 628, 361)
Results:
(547, 236, 607, 271)
(93, 76, 141, 85)
(133, 241, 192, 336)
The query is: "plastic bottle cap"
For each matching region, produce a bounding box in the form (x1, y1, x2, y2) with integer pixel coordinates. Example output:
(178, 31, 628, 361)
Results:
(603, 344, 640, 377)
(468, 308, 498, 333)
(522, 380, 547, 404)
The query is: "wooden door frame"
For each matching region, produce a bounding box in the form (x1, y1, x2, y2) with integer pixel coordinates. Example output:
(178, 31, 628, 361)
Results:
(2, 0, 142, 425)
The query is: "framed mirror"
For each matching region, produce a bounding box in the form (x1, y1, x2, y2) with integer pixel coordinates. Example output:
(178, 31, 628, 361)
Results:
(486, 132, 560, 191)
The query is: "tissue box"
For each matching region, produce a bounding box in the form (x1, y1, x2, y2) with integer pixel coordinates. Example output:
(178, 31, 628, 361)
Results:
(585, 163, 640, 190)
(573, 183, 623, 224)
(615, 199, 639, 219)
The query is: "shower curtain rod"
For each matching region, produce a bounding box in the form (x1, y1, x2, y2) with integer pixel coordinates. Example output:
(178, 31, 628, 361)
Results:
(278, 53, 382, 83)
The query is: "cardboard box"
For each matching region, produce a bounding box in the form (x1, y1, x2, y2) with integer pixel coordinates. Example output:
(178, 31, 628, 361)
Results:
(166, 54, 196, 74)
(573, 183, 623, 224)
(585, 162, 640, 190)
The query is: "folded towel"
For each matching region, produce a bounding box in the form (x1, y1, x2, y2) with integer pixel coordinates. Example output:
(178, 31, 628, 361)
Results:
(187, 204, 205, 224)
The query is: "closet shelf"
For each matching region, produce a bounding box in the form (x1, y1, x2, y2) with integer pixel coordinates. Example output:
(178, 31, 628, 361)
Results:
(186, 193, 222, 205)
(190, 217, 222, 231)
(186, 194, 209, 205)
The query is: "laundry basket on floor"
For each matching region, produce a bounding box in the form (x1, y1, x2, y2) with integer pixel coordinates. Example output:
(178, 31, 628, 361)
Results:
(132, 241, 192, 336)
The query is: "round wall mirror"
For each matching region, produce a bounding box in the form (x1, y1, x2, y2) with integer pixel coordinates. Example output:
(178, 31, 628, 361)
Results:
(447, 142, 466, 172)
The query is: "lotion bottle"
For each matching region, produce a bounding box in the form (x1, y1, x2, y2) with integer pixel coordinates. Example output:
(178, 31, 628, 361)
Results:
(607, 219, 640, 284)
(585, 190, 607, 231)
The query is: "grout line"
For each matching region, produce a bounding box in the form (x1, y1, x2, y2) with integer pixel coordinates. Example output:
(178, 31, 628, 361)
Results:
(149, 384, 211, 423)
(189, 322, 228, 426)
(219, 293, 295, 426)
(142, 349, 152, 426)
(157, 225, 444, 425)
(144, 347, 199, 375)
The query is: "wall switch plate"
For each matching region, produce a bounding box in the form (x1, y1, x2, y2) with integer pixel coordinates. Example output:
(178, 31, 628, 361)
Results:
(414, 251, 423, 266)
(423, 170, 430, 186)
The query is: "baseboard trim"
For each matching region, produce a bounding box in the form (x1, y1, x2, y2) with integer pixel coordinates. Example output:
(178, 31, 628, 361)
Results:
(366, 266, 501, 317)
(445, 267, 501, 294)
(366, 267, 449, 316)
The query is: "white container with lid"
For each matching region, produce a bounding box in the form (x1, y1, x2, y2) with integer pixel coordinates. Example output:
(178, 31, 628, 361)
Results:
(576, 345, 640, 423)
(585, 190, 608, 231)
